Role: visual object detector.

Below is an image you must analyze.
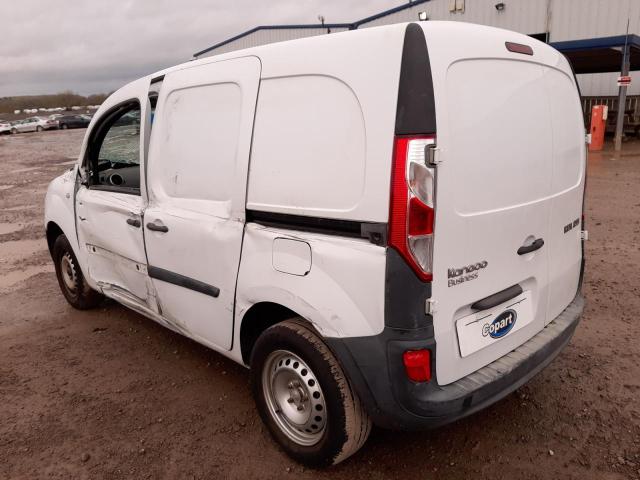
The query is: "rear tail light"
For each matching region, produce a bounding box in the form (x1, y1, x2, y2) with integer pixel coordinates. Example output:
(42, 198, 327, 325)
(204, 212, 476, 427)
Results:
(389, 135, 436, 281)
(403, 349, 431, 382)
(505, 41, 533, 56)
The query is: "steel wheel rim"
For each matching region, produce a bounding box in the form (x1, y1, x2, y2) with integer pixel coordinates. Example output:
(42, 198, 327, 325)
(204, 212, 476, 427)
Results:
(262, 350, 327, 446)
(60, 252, 77, 292)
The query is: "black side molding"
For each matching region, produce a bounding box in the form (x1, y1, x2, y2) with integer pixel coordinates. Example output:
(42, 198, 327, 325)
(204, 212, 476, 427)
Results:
(246, 210, 388, 246)
(395, 23, 437, 135)
(471, 284, 523, 311)
(148, 266, 220, 298)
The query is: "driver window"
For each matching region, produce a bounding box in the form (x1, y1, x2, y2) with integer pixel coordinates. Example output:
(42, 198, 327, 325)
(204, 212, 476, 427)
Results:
(88, 102, 141, 193)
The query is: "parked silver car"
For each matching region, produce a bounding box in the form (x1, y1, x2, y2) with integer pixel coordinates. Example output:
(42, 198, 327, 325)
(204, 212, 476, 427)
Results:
(0, 120, 12, 135)
(10, 116, 58, 133)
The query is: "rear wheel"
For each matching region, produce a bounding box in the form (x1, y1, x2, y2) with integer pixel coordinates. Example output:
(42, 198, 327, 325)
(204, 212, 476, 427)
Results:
(52, 234, 103, 309)
(251, 318, 371, 466)
(61, 124, 68, 130)
(36, 126, 43, 132)
(10, 128, 17, 134)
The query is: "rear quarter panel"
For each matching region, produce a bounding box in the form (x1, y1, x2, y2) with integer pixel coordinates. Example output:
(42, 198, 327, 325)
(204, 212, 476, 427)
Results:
(235, 224, 386, 341)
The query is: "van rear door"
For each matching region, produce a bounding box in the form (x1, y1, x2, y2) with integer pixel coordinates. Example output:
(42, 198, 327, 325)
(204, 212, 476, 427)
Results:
(422, 23, 585, 385)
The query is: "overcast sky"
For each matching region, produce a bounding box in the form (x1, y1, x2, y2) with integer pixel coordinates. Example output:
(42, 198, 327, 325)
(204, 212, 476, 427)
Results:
(1, 0, 400, 97)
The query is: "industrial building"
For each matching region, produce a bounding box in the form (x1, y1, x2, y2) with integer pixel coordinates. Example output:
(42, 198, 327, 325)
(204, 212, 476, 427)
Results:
(193, 0, 640, 98)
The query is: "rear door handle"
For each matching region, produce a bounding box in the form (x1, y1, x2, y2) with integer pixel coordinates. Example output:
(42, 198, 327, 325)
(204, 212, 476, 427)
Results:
(471, 284, 523, 311)
(146, 220, 168, 233)
(517, 238, 544, 255)
(126, 218, 141, 228)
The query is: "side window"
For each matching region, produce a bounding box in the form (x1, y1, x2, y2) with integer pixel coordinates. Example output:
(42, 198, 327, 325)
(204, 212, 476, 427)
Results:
(87, 102, 141, 193)
(149, 92, 158, 127)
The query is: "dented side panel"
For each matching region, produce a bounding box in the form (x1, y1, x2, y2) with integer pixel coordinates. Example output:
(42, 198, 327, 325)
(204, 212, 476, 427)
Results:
(234, 223, 387, 341)
(143, 56, 262, 352)
(76, 189, 151, 305)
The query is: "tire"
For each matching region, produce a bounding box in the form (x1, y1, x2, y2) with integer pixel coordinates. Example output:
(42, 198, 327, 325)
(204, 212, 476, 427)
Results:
(52, 234, 103, 310)
(36, 126, 43, 132)
(61, 124, 68, 130)
(10, 128, 17, 134)
(251, 318, 371, 467)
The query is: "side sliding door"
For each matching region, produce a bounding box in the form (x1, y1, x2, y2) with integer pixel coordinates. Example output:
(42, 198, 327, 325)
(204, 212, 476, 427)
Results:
(143, 56, 261, 350)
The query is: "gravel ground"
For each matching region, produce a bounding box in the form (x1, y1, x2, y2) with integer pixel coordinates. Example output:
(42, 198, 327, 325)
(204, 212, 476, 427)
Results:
(0, 129, 639, 479)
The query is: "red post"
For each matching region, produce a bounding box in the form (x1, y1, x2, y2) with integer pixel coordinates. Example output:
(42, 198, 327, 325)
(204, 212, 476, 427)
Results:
(589, 105, 607, 152)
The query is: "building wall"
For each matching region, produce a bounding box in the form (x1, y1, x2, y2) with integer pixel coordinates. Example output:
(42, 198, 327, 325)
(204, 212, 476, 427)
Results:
(548, 0, 640, 41)
(359, 0, 548, 35)
(196, 0, 640, 96)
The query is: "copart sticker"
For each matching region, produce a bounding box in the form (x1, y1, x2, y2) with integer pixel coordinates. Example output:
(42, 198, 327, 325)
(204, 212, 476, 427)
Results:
(482, 309, 517, 338)
(448, 261, 488, 287)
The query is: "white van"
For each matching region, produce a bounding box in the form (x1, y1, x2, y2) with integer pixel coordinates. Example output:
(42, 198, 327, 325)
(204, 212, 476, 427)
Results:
(44, 22, 586, 466)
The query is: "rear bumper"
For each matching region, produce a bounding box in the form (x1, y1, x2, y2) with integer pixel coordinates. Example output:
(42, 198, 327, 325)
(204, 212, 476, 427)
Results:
(327, 293, 584, 430)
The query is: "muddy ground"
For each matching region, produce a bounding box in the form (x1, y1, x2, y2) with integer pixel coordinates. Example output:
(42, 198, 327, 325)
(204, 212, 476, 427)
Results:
(0, 129, 639, 479)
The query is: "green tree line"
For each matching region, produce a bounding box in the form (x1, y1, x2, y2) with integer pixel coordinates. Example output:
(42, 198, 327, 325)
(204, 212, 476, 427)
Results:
(0, 91, 109, 113)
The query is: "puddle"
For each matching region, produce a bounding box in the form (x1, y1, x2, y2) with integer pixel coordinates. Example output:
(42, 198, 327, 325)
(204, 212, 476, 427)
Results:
(0, 265, 54, 290)
(0, 223, 22, 235)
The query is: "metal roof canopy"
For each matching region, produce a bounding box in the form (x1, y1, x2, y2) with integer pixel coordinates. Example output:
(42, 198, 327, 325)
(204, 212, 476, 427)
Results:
(193, 0, 431, 58)
(551, 34, 640, 74)
(552, 34, 639, 150)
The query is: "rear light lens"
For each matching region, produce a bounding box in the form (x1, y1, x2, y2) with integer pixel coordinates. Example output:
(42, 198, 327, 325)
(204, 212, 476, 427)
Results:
(403, 349, 431, 382)
(389, 136, 436, 281)
(505, 41, 533, 56)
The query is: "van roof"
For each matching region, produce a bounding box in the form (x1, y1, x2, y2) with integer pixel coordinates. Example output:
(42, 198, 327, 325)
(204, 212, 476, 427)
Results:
(143, 21, 566, 85)
(150, 22, 410, 82)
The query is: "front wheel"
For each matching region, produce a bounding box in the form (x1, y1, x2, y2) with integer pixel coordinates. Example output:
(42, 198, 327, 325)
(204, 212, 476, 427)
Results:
(36, 126, 43, 132)
(61, 124, 68, 130)
(251, 319, 371, 467)
(52, 234, 103, 309)
(10, 128, 17, 134)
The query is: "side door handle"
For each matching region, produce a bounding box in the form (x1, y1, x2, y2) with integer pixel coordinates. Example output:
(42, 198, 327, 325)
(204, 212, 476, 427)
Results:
(517, 238, 544, 255)
(146, 220, 169, 233)
(126, 218, 141, 228)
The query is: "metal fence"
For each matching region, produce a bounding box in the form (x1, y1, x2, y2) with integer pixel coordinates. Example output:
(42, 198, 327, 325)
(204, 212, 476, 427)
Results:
(582, 95, 640, 126)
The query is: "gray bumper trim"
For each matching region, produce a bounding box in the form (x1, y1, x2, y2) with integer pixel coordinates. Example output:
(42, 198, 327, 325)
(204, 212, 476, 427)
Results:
(328, 293, 584, 430)
(432, 294, 585, 406)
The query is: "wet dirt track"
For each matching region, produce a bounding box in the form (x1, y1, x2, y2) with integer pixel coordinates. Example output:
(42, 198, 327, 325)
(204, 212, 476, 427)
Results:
(0, 129, 639, 479)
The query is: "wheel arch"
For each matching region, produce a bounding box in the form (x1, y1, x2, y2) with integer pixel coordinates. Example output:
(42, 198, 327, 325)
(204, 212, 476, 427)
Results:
(46, 221, 64, 254)
(239, 302, 318, 366)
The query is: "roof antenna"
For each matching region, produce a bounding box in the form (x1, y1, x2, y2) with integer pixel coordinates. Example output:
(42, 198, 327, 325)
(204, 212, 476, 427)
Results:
(318, 14, 331, 34)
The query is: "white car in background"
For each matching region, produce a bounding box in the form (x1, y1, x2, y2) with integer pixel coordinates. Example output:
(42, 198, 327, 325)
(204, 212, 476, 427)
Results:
(0, 120, 12, 135)
(10, 116, 58, 133)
